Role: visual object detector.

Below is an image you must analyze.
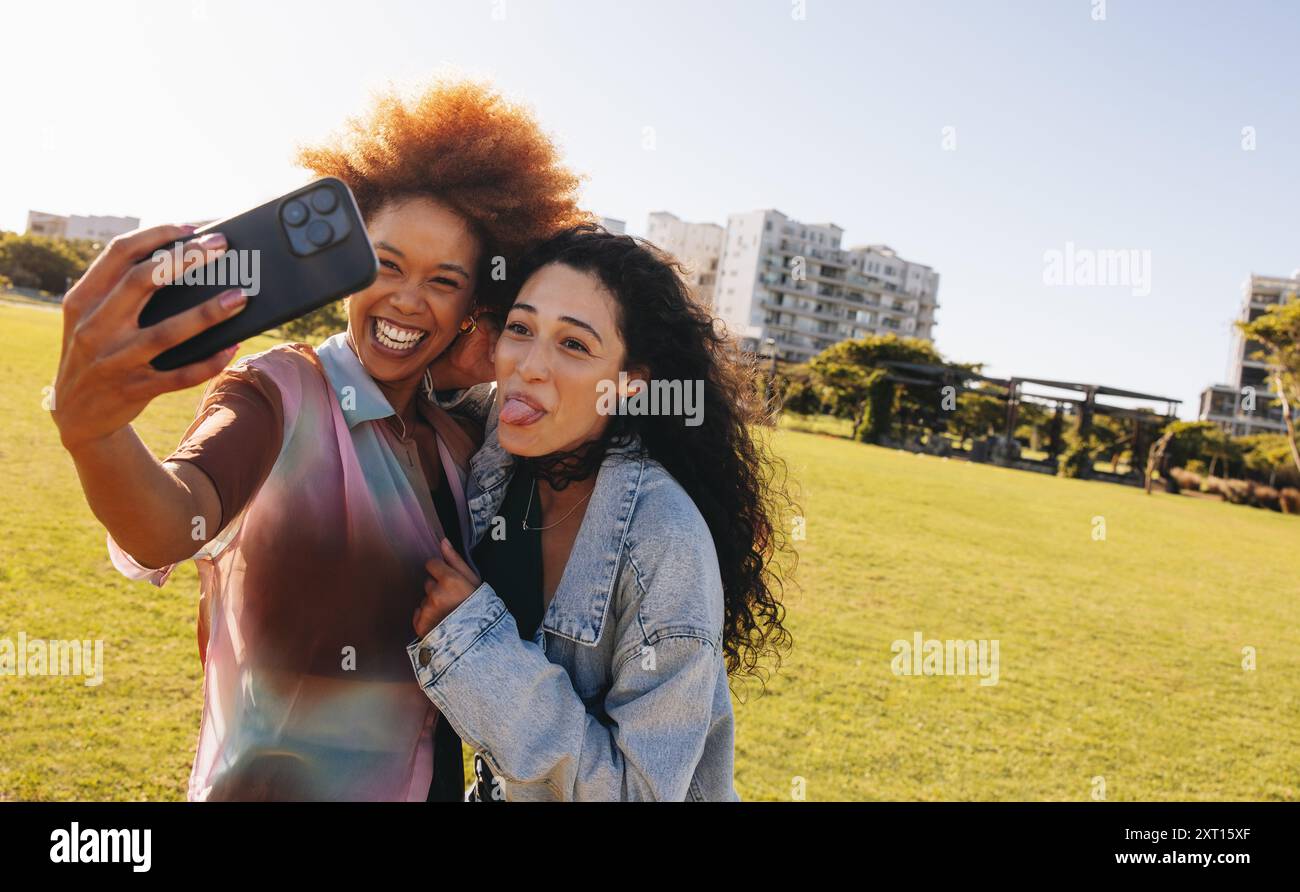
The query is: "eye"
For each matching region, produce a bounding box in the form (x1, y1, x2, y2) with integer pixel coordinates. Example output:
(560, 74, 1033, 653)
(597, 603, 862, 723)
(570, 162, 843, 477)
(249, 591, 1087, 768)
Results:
(505, 321, 531, 337)
(380, 259, 402, 274)
(562, 337, 590, 354)
(424, 276, 462, 290)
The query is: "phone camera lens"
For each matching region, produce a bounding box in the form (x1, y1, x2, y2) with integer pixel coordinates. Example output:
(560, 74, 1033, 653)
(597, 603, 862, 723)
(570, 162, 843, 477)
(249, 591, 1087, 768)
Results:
(310, 188, 338, 214)
(283, 200, 308, 227)
(306, 220, 334, 247)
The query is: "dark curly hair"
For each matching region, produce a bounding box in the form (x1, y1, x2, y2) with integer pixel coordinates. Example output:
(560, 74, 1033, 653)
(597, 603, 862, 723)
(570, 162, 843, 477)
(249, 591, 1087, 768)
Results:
(514, 224, 798, 686)
(296, 77, 590, 311)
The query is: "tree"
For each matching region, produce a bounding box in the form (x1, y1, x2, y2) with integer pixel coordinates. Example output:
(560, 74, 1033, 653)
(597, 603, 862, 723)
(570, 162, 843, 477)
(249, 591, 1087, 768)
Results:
(1145, 427, 1176, 493)
(950, 389, 1005, 449)
(806, 334, 947, 443)
(1012, 400, 1050, 450)
(0, 231, 90, 293)
(777, 364, 825, 415)
(1240, 433, 1300, 487)
(1058, 431, 1096, 478)
(806, 358, 881, 441)
(278, 300, 349, 344)
(1144, 418, 1248, 483)
(1237, 299, 1300, 475)
(1200, 424, 1242, 478)
(1091, 414, 1130, 473)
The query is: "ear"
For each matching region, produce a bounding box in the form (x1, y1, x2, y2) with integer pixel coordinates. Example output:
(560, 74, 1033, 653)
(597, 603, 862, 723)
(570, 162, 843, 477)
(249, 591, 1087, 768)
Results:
(620, 366, 650, 399)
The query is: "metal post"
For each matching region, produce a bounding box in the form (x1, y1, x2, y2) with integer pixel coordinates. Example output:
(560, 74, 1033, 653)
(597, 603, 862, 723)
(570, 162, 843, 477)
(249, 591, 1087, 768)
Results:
(1048, 401, 1064, 463)
(1002, 379, 1020, 464)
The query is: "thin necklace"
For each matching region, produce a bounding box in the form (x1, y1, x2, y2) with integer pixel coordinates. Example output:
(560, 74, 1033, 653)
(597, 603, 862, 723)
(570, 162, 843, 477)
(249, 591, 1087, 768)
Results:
(523, 477, 593, 531)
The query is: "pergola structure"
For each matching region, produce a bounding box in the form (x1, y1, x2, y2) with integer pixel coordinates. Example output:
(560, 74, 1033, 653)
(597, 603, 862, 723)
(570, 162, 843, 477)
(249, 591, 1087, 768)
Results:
(878, 361, 1182, 480)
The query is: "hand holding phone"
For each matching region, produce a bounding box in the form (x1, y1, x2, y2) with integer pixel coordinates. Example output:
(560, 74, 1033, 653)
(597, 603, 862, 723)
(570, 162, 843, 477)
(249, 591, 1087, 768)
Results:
(52, 178, 378, 453)
(51, 225, 249, 455)
(139, 177, 377, 370)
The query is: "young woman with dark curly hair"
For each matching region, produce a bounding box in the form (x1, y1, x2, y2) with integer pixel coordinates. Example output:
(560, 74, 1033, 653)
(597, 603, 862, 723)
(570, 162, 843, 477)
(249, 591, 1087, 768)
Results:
(50, 79, 586, 801)
(408, 224, 797, 801)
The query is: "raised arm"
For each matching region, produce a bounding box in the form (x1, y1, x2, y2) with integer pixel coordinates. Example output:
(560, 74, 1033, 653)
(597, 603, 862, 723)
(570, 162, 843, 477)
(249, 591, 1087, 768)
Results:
(67, 429, 223, 571)
(52, 224, 249, 569)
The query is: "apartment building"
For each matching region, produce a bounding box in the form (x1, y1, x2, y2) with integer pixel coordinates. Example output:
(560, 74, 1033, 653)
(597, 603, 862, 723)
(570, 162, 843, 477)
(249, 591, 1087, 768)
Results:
(1199, 271, 1298, 437)
(711, 208, 939, 361)
(644, 211, 724, 307)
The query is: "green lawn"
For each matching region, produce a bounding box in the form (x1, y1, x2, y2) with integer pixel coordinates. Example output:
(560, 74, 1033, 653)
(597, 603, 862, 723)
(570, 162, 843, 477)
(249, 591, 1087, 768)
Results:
(2, 300, 1297, 800)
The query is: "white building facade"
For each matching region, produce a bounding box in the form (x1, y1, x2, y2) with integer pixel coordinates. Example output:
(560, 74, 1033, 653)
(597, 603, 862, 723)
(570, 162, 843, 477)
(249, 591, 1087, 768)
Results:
(26, 210, 139, 243)
(711, 209, 939, 361)
(597, 216, 627, 235)
(644, 211, 724, 308)
(1199, 271, 1298, 436)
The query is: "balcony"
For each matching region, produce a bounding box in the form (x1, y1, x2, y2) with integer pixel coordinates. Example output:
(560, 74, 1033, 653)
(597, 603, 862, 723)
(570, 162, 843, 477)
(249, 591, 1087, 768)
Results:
(759, 295, 854, 327)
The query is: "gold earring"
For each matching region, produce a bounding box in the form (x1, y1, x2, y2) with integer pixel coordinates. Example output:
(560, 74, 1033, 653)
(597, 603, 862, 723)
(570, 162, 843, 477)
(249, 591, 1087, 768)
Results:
(459, 316, 477, 334)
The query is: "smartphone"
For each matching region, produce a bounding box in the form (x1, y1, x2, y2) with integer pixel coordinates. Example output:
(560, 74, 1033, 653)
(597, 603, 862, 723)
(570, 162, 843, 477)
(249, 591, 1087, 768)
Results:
(138, 177, 378, 370)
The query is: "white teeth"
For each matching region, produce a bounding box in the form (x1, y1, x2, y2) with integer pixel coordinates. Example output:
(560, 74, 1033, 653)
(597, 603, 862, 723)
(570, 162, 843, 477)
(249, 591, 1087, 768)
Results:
(374, 318, 427, 352)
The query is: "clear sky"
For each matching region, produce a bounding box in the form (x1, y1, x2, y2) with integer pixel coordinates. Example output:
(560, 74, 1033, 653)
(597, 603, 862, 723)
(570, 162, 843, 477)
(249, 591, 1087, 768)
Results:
(3, 0, 1296, 417)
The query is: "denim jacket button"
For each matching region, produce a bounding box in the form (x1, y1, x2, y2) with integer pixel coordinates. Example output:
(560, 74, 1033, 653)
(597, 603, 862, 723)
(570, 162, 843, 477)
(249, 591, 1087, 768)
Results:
(418, 646, 432, 667)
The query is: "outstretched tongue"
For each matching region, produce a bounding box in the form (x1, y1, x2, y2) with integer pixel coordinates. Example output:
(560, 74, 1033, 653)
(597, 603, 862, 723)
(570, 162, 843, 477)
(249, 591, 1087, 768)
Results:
(501, 397, 545, 426)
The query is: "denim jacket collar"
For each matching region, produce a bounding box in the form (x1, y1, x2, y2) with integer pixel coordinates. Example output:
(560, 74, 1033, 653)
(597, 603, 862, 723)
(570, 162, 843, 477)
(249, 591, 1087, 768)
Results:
(468, 423, 647, 646)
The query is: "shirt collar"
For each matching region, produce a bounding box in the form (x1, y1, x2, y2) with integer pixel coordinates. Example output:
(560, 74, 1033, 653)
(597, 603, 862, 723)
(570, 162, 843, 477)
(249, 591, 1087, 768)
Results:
(316, 332, 399, 429)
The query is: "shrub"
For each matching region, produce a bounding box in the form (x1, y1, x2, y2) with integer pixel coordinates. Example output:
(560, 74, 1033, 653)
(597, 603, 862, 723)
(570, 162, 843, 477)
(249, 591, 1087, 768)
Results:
(780, 374, 823, 416)
(1058, 438, 1095, 478)
(1200, 476, 1231, 501)
(1249, 483, 1281, 511)
(1224, 479, 1252, 505)
(1280, 488, 1300, 515)
(0, 232, 90, 293)
(1172, 467, 1296, 515)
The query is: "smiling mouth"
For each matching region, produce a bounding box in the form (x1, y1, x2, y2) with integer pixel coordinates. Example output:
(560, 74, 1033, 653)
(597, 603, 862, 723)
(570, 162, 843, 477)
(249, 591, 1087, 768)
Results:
(370, 316, 428, 353)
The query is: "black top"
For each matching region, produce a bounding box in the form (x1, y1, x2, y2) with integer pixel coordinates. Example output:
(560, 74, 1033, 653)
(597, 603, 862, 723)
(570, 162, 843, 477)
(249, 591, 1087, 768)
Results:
(428, 467, 546, 802)
(471, 467, 546, 640)
(426, 459, 471, 802)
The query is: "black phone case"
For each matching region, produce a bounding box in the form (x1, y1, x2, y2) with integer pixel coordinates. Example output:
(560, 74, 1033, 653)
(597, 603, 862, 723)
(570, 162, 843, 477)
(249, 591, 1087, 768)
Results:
(138, 177, 377, 370)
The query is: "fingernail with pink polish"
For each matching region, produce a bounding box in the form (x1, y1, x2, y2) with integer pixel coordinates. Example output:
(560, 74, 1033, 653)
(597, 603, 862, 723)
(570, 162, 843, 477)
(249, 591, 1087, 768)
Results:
(220, 289, 247, 310)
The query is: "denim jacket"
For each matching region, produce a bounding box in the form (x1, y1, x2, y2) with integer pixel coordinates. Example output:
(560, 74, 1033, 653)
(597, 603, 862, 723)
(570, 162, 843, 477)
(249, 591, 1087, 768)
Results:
(406, 397, 738, 801)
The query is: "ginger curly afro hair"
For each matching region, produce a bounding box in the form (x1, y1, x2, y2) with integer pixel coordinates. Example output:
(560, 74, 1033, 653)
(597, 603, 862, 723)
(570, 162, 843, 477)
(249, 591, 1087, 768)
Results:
(297, 78, 590, 312)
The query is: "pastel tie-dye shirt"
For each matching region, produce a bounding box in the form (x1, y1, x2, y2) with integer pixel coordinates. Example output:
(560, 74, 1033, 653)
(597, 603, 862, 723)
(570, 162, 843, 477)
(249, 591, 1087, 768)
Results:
(108, 333, 478, 801)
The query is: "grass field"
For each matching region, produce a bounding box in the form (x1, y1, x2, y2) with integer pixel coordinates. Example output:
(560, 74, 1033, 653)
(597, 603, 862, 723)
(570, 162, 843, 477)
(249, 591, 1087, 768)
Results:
(2, 299, 1297, 800)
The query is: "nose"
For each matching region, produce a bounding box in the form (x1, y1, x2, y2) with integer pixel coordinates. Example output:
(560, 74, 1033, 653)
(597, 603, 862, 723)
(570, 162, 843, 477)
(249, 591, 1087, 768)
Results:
(387, 285, 426, 317)
(514, 339, 551, 383)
